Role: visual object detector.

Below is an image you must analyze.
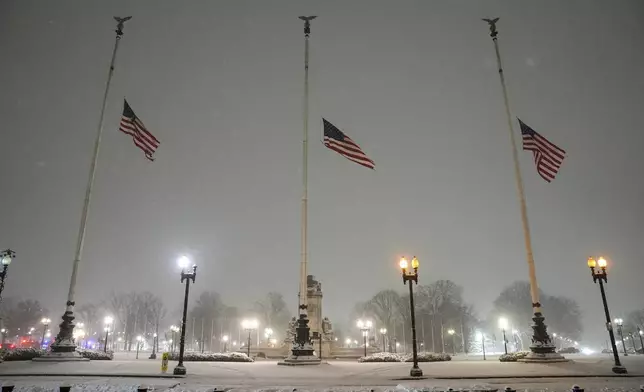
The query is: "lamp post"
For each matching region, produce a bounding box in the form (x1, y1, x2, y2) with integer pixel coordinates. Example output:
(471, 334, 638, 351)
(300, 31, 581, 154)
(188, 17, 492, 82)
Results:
(222, 335, 229, 352)
(399, 256, 423, 377)
(40, 318, 51, 348)
(638, 328, 644, 353)
(242, 319, 258, 357)
(614, 318, 627, 356)
(264, 327, 274, 347)
(379, 328, 387, 353)
(136, 335, 142, 359)
(476, 331, 486, 360)
(357, 319, 372, 358)
(149, 333, 157, 359)
(587, 256, 626, 373)
(447, 329, 456, 355)
(173, 256, 197, 376)
(498, 317, 509, 355)
(170, 325, 179, 354)
(0, 249, 15, 305)
(103, 316, 113, 353)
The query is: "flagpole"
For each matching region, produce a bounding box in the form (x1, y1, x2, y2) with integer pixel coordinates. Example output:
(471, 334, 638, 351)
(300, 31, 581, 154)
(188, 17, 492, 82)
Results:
(279, 15, 320, 365)
(483, 18, 562, 361)
(48, 16, 131, 358)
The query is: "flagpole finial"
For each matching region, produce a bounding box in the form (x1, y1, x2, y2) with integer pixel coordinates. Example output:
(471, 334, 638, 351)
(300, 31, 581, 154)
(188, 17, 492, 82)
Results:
(482, 17, 500, 39)
(299, 16, 317, 37)
(114, 16, 132, 38)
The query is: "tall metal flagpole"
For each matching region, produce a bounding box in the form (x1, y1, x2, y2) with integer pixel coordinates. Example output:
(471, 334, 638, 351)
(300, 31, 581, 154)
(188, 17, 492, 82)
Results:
(279, 15, 320, 366)
(45, 17, 131, 359)
(482, 18, 563, 361)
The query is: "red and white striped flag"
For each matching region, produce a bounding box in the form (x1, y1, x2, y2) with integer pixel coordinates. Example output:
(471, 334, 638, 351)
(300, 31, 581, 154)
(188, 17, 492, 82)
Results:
(322, 118, 375, 169)
(518, 118, 565, 182)
(118, 99, 160, 161)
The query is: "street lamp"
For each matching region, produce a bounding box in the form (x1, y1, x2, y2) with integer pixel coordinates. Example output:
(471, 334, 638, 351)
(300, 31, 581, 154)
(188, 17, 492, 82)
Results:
(638, 328, 644, 353)
(149, 333, 158, 359)
(379, 328, 387, 353)
(222, 334, 229, 352)
(241, 319, 258, 357)
(614, 318, 627, 357)
(447, 329, 456, 355)
(0, 249, 15, 304)
(136, 335, 142, 359)
(40, 318, 51, 348)
(587, 256, 626, 373)
(498, 317, 509, 355)
(264, 327, 274, 345)
(174, 256, 197, 376)
(170, 325, 180, 353)
(103, 316, 113, 353)
(357, 319, 372, 358)
(345, 338, 351, 348)
(475, 331, 486, 360)
(399, 255, 422, 377)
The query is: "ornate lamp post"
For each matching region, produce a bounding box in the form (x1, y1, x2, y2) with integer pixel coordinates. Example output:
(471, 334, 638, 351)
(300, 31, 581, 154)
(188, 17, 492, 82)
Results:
(135, 335, 142, 359)
(264, 327, 274, 347)
(587, 256, 626, 373)
(222, 335, 229, 352)
(0, 250, 15, 304)
(399, 256, 423, 377)
(242, 319, 258, 357)
(447, 329, 456, 355)
(498, 317, 509, 355)
(103, 316, 113, 353)
(476, 331, 486, 360)
(356, 320, 372, 357)
(173, 256, 197, 376)
(379, 328, 387, 353)
(614, 318, 627, 356)
(170, 325, 179, 354)
(149, 333, 157, 359)
(638, 328, 644, 353)
(40, 318, 51, 348)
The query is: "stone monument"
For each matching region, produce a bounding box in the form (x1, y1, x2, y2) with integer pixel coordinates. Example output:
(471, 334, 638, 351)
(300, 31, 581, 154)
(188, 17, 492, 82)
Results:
(283, 275, 336, 358)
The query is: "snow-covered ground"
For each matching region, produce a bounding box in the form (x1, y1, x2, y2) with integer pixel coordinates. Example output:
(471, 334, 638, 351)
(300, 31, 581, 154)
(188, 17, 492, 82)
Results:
(0, 354, 642, 391)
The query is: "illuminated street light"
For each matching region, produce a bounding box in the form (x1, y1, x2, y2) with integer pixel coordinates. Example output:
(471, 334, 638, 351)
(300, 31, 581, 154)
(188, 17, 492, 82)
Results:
(136, 335, 142, 359)
(0, 249, 15, 305)
(222, 334, 229, 352)
(242, 319, 259, 357)
(498, 317, 509, 355)
(379, 328, 387, 352)
(399, 256, 422, 377)
(475, 331, 486, 360)
(614, 318, 627, 357)
(587, 256, 626, 374)
(103, 316, 113, 353)
(447, 329, 456, 355)
(174, 256, 197, 375)
(357, 320, 372, 358)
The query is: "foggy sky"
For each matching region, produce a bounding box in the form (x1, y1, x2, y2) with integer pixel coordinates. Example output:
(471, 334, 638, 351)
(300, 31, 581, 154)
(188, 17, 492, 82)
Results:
(1, 0, 643, 343)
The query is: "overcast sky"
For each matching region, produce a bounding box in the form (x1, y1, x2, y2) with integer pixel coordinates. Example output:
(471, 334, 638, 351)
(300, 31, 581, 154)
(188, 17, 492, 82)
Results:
(1, 0, 643, 343)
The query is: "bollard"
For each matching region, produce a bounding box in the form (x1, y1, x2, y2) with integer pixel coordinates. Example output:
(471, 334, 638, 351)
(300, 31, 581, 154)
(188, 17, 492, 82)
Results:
(571, 385, 584, 392)
(137, 385, 148, 392)
(640, 385, 643, 392)
(1, 384, 14, 392)
(59, 383, 72, 392)
(504, 387, 517, 392)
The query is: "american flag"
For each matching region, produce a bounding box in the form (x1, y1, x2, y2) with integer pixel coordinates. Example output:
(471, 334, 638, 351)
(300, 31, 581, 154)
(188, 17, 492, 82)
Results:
(518, 119, 565, 182)
(322, 118, 375, 169)
(118, 99, 160, 161)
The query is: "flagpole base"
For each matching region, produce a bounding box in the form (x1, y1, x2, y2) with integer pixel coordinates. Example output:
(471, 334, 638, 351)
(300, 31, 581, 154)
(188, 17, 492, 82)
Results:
(278, 314, 321, 366)
(518, 312, 568, 363)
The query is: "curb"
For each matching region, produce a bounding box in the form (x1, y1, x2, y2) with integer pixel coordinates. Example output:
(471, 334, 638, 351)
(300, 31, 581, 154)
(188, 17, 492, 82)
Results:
(0, 373, 185, 379)
(427, 374, 644, 380)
